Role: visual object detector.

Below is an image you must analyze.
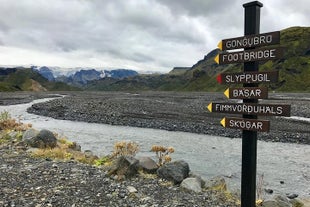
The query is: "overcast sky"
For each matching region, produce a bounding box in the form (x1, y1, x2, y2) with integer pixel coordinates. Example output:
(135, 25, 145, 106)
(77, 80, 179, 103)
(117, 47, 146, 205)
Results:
(0, 0, 309, 73)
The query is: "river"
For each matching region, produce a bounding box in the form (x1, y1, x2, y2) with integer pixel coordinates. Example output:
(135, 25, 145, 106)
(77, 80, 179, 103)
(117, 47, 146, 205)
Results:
(1, 97, 309, 199)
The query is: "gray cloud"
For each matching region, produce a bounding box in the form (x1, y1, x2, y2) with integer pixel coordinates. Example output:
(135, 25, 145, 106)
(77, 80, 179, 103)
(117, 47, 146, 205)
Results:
(0, 0, 308, 72)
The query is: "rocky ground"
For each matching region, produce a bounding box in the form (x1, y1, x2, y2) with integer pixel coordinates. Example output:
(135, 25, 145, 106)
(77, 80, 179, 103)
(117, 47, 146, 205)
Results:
(0, 146, 239, 207)
(0, 92, 61, 105)
(1, 91, 309, 206)
(24, 91, 310, 145)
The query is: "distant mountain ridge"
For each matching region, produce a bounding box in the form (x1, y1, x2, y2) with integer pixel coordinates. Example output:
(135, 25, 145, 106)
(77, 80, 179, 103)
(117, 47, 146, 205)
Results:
(86, 26, 310, 92)
(1, 26, 309, 92)
(32, 66, 138, 87)
(0, 68, 78, 91)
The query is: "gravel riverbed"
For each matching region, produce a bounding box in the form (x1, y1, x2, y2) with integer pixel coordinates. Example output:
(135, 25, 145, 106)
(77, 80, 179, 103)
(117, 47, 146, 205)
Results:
(25, 91, 310, 145)
(0, 91, 309, 206)
(0, 146, 239, 207)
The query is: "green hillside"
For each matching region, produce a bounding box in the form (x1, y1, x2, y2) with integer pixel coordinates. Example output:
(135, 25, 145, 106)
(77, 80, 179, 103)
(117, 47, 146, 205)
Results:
(182, 26, 310, 92)
(86, 26, 310, 92)
(0, 68, 78, 92)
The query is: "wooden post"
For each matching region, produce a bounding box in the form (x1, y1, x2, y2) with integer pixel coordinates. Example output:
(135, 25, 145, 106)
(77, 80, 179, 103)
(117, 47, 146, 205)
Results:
(242, 1, 263, 207)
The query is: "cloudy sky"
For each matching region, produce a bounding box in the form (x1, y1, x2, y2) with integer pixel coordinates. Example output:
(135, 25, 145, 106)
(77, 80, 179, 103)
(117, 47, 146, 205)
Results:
(0, 0, 309, 73)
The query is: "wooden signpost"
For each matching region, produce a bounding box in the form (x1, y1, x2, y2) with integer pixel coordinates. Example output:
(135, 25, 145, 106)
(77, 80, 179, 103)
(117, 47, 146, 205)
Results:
(216, 71, 279, 84)
(224, 87, 268, 99)
(217, 31, 280, 51)
(207, 102, 291, 116)
(214, 47, 284, 64)
(208, 1, 291, 206)
(220, 117, 270, 132)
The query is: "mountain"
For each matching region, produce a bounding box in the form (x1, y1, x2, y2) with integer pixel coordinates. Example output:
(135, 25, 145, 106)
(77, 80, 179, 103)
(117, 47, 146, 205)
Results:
(69, 69, 102, 86)
(54, 68, 138, 87)
(0, 68, 78, 92)
(0, 67, 18, 76)
(182, 26, 310, 92)
(32, 66, 55, 81)
(86, 26, 309, 92)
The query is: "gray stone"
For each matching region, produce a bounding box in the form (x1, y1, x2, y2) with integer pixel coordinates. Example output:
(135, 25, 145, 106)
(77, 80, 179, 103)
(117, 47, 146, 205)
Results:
(262, 195, 293, 207)
(286, 193, 298, 199)
(189, 172, 206, 188)
(262, 199, 292, 207)
(205, 176, 227, 191)
(289, 198, 305, 207)
(108, 156, 139, 179)
(274, 195, 292, 206)
(180, 177, 202, 193)
(84, 150, 94, 158)
(137, 157, 158, 174)
(22, 128, 39, 141)
(157, 160, 190, 184)
(68, 142, 81, 151)
(25, 129, 57, 148)
(127, 186, 137, 194)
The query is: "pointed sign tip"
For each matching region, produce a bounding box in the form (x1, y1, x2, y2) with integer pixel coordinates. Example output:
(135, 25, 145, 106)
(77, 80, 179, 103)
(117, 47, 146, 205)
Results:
(214, 54, 219, 64)
(224, 88, 229, 98)
(217, 41, 223, 50)
(220, 118, 226, 127)
(207, 103, 213, 112)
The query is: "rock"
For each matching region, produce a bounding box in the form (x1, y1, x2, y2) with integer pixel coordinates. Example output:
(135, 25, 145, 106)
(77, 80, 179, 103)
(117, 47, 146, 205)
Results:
(286, 193, 298, 199)
(137, 157, 158, 174)
(265, 188, 274, 194)
(289, 198, 305, 207)
(262, 200, 290, 207)
(180, 177, 202, 193)
(205, 176, 227, 191)
(68, 142, 81, 151)
(262, 195, 293, 207)
(84, 150, 94, 158)
(107, 156, 139, 179)
(189, 173, 206, 188)
(274, 195, 291, 204)
(157, 160, 190, 184)
(22, 128, 39, 141)
(25, 129, 57, 148)
(127, 186, 138, 194)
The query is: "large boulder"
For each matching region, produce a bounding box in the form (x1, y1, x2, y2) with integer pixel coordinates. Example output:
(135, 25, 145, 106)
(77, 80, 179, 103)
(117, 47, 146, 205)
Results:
(22, 128, 39, 141)
(25, 129, 57, 148)
(157, 160, 190, 184)
(180, 177, 202, 193)
(107, 156, 139, 179)
(262, 195, 293, 207)
(137, 157, 158, 174)
(205, 176, 227, 191)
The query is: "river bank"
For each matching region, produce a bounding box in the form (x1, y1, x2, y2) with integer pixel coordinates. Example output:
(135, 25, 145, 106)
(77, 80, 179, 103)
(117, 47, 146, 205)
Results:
(0, 145, 242, 207)
(25, 91, 310, 145)
(1, 91, 310, 200)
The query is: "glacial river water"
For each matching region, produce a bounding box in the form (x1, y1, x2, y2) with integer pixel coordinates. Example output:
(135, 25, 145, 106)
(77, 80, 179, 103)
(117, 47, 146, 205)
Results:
(1, 97, 309, 199)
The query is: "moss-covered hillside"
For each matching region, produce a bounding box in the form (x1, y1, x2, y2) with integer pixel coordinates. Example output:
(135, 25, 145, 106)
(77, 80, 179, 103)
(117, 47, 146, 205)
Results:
(0, 68, 78, 92)
(182, 26, 310, 92)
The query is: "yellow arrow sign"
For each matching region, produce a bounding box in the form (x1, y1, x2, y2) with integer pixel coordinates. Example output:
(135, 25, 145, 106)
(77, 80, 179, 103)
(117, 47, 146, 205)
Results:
(220, 117, 226, 127)
(224, 88, 229, 98)
(214, 54, 219, 64)
(207, 103, 213, 112)
(217, 41, 223, 50)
